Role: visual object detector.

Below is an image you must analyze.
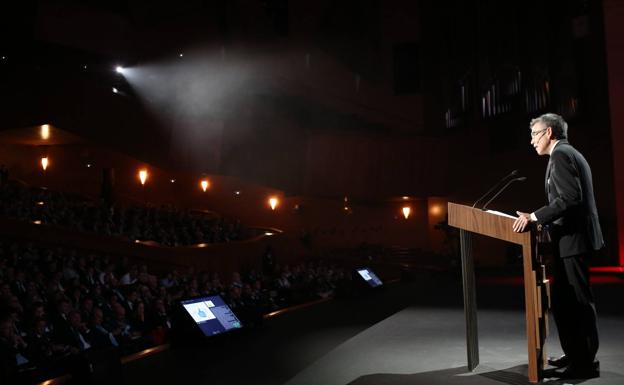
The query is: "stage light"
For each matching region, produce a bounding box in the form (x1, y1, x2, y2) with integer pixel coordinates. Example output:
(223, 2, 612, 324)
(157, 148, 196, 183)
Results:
(41, 157, 49, 171)
(138, 169, 148, 185)
(402, 196, 410, 200)
(112, 87, 119, 94)
(40, 124, 50, 140)
(269, 197, 279, 210)
(402, 206, 411, 219)
(170, 179, 176, 183)
(200, 179, 210, 192)
(179, 53, 184, 58)
(115, 66, 124, 74)
(234, 190, 241, 196)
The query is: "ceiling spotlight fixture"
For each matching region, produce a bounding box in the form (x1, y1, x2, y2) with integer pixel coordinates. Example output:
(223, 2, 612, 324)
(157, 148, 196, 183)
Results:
(115, 66, 124, 74)
(179, 53, 184, 57)
(112, 87, 119, 94)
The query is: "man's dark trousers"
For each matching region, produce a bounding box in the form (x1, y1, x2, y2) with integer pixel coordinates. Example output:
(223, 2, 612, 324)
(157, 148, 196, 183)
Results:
(551, 252, 599, 369)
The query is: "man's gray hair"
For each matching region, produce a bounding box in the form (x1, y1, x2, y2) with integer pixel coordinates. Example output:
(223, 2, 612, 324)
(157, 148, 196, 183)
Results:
(530, 113, 568, 139)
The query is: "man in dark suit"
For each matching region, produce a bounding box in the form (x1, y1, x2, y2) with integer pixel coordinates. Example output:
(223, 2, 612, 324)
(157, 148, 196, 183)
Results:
(513, 113, 603, 379)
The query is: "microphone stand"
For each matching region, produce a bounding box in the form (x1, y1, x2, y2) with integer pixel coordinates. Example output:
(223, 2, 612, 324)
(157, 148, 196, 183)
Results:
(472, 170, 518, 208)
(481, 177, 527, 211)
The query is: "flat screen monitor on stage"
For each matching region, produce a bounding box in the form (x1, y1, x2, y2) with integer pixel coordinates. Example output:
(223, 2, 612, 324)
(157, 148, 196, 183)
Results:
(356, 268, 383, 288)
(180, 295, 242, 337)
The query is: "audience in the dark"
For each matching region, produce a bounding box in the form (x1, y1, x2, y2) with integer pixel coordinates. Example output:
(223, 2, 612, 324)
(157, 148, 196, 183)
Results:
(0, 169, 353, 383)
(0, 237, 349, 383)
(0, 181, 244, 246)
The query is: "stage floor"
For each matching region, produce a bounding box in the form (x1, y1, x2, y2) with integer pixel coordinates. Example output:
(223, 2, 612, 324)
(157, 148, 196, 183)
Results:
(284, 305, 624, 385)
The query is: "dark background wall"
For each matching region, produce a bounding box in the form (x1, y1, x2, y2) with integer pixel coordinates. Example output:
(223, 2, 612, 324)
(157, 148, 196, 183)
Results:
(1, 0, 621, 264)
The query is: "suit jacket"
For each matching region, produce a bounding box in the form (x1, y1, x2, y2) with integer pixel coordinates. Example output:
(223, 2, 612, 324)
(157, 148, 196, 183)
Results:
(534, 140, 604, 257)
(26, 333, 54, 363)
(89, 325, 117, 349)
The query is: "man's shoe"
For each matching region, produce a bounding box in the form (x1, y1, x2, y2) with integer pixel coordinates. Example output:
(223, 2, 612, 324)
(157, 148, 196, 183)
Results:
(547, 355, 569, 368)
(556, 361, 600, 380)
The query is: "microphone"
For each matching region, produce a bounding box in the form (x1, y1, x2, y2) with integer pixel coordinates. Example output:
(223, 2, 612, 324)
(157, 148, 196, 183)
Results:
(472, 169, 519, 208)
(481, 176, 527, 211)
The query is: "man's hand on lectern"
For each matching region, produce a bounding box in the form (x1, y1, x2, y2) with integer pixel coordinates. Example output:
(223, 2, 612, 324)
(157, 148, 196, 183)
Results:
(513, 211, 532, 232)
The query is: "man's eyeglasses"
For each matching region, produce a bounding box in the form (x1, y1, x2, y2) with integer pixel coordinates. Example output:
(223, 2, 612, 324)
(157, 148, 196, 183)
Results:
(530, 128, 547, 139)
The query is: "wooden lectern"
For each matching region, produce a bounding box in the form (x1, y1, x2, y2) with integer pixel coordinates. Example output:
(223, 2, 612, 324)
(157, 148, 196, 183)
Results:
(448, 202, 550, 383)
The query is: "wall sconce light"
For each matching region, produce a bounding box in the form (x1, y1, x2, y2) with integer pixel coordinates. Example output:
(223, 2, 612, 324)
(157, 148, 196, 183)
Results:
(138, 169, 148, 186)
(41, 124, 50, 140)
(430, 205, 442, 216)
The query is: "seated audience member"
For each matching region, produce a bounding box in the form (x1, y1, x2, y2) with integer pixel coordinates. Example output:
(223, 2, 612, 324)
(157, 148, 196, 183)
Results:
(0, 314, 17, 382)
(24, 282, 46, 308)
(106, 303, 137, 346)
(148, 298, 171, 343)
(51, 298, 73, 343)
(79, 297, 95, 325)
(26, 317, 67, 366)
(0, 313, 29, 381)
(130, 301, 149, 336)
(55, 310, 91, 353)
(121, 266, 138, 286)
(88, 308, 118, 349)
(11, 271, 28, 300)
